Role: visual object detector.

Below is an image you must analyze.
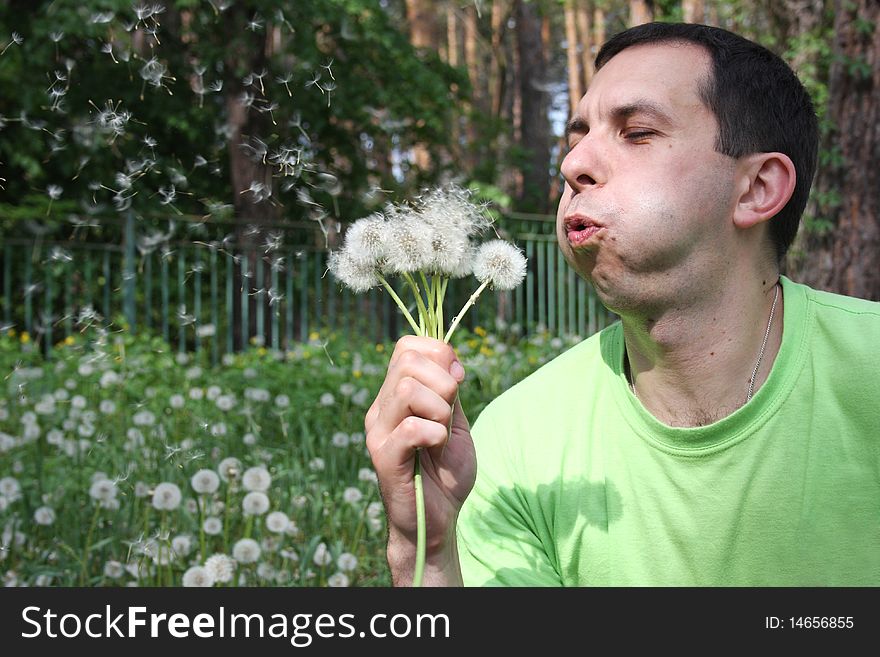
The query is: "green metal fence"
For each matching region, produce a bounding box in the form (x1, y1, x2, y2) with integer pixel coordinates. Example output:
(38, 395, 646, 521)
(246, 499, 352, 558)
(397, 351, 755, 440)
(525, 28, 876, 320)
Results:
(0, 212, 615, 360)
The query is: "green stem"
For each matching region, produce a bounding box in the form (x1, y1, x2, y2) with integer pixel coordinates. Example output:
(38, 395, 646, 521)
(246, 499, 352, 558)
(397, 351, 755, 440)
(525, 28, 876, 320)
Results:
(437, 278, 448, 340)
(377, 274, 421, 334)
(420, 272, 435, 337)
(79, 504, 102, 586)
(444, 280, 490, 343)
(413, 452, 426, 588)
(402, 272, 430, 336)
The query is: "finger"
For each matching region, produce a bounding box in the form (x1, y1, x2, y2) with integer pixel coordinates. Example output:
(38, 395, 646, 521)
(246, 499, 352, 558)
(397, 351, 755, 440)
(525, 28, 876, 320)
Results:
(366, 344, 464, 430)
(370, 375, 454, 442)
(371, 415, 450, 480)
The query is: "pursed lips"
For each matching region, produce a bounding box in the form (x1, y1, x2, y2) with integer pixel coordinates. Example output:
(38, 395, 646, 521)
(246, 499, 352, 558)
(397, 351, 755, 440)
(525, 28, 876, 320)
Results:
(563, 214, 605, 247)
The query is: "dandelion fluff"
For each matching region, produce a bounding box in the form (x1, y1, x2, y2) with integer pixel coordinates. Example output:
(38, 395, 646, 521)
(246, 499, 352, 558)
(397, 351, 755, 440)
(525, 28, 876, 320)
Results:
(217, 456, 242, 482)
(327, 572, 350, 587)
(204, 554, 235, 583)
(191, 469, 220, 494)
(265, 511, 290, 534)
(427, 228, 471, 276)
(343, 213, 388, 265)
(232, 538, 261, 564)
(337, 552, 358, 572)
(203, 516, 222, 535)
(312, 542, 332, 567)
(328, 249, 378, 293)
(33, 506, 56, 526)
(242, 491, 270, 516)
(472, 240, 527, 290)
(151, 482, 182, 511)
(417, 184, 492, 237)
(182, 565, 215, 587)
(383, 216, 431, 274)
(242, 465, 271, 492)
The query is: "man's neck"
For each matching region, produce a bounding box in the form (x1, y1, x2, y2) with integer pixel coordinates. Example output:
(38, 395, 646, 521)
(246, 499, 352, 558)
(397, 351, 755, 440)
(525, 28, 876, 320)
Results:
(621, 276, 783, 428)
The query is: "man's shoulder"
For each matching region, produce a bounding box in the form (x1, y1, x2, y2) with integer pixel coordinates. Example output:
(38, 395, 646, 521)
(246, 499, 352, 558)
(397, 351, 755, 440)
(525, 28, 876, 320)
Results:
(796, 279, 880, 319)
(479, 323, 619, 417)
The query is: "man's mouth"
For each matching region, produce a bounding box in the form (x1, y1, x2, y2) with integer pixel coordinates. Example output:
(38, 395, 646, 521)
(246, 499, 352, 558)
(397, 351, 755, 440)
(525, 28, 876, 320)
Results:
(564, 215, 604, 247)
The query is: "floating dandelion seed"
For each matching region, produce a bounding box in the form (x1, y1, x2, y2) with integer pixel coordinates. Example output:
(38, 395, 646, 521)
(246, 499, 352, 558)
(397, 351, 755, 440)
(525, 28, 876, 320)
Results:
(0, 32, 22, 56)
(276, 73, 294, 97)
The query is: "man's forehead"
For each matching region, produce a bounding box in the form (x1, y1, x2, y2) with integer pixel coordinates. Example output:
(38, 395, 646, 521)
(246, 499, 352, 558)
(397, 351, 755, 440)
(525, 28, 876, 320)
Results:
(576, 43, 710, 120)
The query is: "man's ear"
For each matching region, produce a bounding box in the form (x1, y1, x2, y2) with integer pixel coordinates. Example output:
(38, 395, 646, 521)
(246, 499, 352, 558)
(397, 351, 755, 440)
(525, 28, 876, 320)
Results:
(732, 152, 797, 230)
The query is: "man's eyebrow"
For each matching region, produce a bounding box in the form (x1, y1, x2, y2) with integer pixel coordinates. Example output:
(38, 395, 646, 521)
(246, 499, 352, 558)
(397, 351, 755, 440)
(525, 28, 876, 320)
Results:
(564, 116, 589, 142)
(610, 100, 675, 125)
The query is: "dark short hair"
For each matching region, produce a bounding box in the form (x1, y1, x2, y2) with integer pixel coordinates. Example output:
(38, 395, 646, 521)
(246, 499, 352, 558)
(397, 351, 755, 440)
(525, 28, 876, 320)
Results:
(595, 23, 818, 263)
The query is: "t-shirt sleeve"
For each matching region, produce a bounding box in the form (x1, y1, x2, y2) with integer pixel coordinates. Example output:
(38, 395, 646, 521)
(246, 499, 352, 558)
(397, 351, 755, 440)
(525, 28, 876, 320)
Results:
(456, 405, 563, 586)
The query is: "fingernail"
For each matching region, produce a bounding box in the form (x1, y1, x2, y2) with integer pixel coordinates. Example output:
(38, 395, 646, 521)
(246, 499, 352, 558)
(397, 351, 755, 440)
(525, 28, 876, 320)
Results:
(449, 359, 465, 381)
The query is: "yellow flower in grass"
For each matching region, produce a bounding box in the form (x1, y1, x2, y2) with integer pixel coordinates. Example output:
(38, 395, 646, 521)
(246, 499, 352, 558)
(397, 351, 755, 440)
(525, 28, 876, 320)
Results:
(309, 331, 320, 341)
(474, 326, 487, 337)
(7, 329, 15, 337)
(64, 335, 75, 346)
(480, 345, 494, 356)
(20, 332, 30, 344)
(375, 343, 385, 353)
(257, 347, 267, 356)
(353, 370, 362, 379)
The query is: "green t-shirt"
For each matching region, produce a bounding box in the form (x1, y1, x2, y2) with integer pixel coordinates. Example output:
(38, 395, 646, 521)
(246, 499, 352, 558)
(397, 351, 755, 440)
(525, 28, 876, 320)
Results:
(457, 277, 880, 586)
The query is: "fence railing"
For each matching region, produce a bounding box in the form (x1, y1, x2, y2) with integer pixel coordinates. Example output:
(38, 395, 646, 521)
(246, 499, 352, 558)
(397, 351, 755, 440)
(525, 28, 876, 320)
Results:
(0, 212, 616, 361)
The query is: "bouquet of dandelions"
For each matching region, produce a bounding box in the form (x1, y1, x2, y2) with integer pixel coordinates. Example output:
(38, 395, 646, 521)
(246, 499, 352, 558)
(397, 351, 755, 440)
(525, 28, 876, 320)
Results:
(328, 184, 527, 587)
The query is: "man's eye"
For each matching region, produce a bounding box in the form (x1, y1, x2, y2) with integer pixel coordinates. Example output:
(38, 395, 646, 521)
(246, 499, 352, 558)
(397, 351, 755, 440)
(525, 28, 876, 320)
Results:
(624, 130, 654, 142)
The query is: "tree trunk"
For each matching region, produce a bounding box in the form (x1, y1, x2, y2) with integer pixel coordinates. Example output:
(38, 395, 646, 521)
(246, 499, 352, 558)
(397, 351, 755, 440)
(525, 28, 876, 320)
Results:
(594, 6, 606, 52)
(564, 0, 584, 114)
(629, 0, 654, 26)
(575, 0, 595, 84)
(490, 0, 509, 118)
(404, 0, 437, 172)
(516, 0, 551, 213)
(792, 0, 880, 300)
(682, 0, 705, 23)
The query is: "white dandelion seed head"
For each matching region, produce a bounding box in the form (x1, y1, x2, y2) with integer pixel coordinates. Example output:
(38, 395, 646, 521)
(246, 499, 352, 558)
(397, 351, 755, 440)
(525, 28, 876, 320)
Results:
(151, 482, 182, 511)
(472, 240, 528, 290)
(134, 481, 150, 498)
(204, 554, 235, 583)
(188, 387, 204, 400)
(417, 184, 493, 237)
(367, 501, 384, 519)
(206, 385, 222, 401)
(243, 433, 257, 446)
(242, 491, 270, 516)
(217, 457, 242, 482)
(265, 511, 290, 534)
(33, 506, 56, 526)
(242, 466, 271, 492)
(182, 565, 215, 587)
(210, 422, 227, 437)
(169, 394, 185, 409)
(312, 542, 333, 567)
(426, 228, 471, 276)
(191, 469, 220, 495)
(383, 216, 432, 274)
(202, 516, 222, 535)
(171, 535, 193, 558)
(327, 249, 378, 294)
(103, 560, 124, 579)
(308, 457, 325, 472)
(342, 487, 363, 505)
(99, 399, 116, 414)
(343, 213, 389, 265)
(331, 431, 350, 448)
(88, 478, 118, 502)
(327, 571, 350, 587)
(232, 538, 261, 564)
(319, 393, 335, 406)
(337, 552, 358, 572)
(274, 394, 289, 408)
(358, 468, 378, 484)
(0, 477, 21, 499)
(215, 394, 235, 411)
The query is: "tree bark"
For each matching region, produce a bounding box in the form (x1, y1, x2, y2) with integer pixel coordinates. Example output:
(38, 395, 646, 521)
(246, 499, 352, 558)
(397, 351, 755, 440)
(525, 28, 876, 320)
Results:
(594, 6, 606, 52)
(404, 0, 437, 172)
(792, 0, 880, 300)
(564, 0, 584, 114)
(682, 0, 705, 24)
(629, 0, 654, 26)
(575, 0, 595, 84)
(490, 0, 510, 118)
(516, 0, 551, 213)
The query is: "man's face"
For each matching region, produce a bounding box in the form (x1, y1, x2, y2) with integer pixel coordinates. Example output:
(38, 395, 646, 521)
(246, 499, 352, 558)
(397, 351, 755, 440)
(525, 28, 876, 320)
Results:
(556, 43, 740, 312)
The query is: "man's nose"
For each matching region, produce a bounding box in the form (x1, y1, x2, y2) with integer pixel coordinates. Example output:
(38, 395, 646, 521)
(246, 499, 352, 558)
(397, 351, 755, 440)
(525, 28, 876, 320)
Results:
(560, 137, 602, 192)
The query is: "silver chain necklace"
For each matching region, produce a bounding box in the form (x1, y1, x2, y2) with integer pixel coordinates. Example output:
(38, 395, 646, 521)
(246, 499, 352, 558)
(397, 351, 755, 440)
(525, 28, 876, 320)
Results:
(628, 282, 780, 404)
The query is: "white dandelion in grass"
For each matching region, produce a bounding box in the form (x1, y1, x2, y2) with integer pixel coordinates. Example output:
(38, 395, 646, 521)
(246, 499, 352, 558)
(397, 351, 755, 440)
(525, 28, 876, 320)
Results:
(151, 482, 182, 511)
(232, 538, 261, 564)
(242, 466, 271, 492)
(33, 506, 56, 526)
(204, 554, 235, 583)
(327, 184, 528, 588)
(191, 469, 220, 495)
(265, 511, 290, 534)
(202, 516, 222, 536)
(217, 457, 242, 482)
(182, 565, 215, 587)
(312, 542, 332, 567)
(242, 491, 270, 516)
(327, 572, 350, 587)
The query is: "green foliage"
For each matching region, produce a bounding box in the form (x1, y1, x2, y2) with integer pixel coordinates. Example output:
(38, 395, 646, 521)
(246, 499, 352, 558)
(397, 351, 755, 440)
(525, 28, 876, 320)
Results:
(0, 322, 579, 586)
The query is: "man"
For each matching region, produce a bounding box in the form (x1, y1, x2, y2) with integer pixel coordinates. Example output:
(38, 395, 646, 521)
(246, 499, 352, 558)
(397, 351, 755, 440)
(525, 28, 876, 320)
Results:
(365, 23, 880, 586)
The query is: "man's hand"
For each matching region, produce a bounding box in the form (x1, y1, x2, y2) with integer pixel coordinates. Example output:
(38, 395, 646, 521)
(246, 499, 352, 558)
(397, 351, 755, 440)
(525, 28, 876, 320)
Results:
(365, 335, 476, 586)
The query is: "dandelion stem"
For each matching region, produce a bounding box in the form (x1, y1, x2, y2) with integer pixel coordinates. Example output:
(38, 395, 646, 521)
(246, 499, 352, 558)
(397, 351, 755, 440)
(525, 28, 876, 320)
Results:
(444, 280, 489, 343)
(413, 452, 426, 588)
(402, 272, 430, 336)
(80, 505, 102, 585)
(377, 275, 420, 334)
